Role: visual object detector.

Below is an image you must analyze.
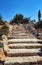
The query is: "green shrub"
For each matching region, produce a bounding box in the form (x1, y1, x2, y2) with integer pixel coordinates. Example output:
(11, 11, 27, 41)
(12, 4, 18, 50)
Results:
(0, 25, 9, 39)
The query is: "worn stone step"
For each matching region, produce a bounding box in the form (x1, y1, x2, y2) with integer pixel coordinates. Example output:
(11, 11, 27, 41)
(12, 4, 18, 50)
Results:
(10, 32, 27, 34)
(4, 62, 42, 65)
(8, 39, 41, 43)
(8, 43, 42, 46)
(4, 56, 42, 64)
(8, 36, 36, 39)
(9, 36, 36, 39)
(7, 52, 42, 57)
(9, 46, 42, 49)
(9, 43, 42, 49)
(6, 48, 41, 54)
(9, 34, 36, 39)
(10, 34, 30, 36)
(8, 42, 41, 44)
(9, 34, 36, 36)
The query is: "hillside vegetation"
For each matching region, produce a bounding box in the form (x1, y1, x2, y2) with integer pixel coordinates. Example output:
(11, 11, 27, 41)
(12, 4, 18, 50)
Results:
(0, 16, 9, 40)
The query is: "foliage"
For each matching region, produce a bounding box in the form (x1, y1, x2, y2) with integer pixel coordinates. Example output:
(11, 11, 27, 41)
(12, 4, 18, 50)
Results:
(34, 10, 42, 29)
(0, 25, 9, 38)
(10, 14, 30, 24)
(23, 17, 30, 24)
(38, 10, 41, 21)
(31, 19, 36, 24)
(0, 16, 5, 25)
(0, 15, 9, 40)
(34, 20, 42, 29)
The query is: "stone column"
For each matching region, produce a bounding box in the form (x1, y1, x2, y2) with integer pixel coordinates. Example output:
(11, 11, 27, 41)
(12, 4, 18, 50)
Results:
(2, 35, 8, 51)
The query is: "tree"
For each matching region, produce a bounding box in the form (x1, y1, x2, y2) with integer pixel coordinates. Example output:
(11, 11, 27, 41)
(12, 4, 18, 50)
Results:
(37, 20, 42, 29)
(38, 10, 41, 21)
(0, 15, 5, 25)
(10, 14, 23, 24)
(31, 19, 36, 24)
(34, 20, 42, 29)
(10, 14, 31, 24)
(23, 17, 30, 24)
(0, 25, 9, 36)
(35, 10, 42, 29)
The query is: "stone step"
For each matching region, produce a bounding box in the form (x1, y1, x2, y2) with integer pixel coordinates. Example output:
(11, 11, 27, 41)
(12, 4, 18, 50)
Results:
(9, 46, 42, 49)
(9, 43, 42, 49)
(4, 56, 42, 64)
(8, 36, 36, 39)
(8, 42, 41, 44)
(9, 33, 35, 36)
(11, 29, 25, 31)
(11, 32, 27, 33)
(9, 34, 36, 36)
(10, 36, 33, 38)
(4, 62, 42, 65)
(10, 34, 30, 36)
(10, 35, 35, 37)
(7, 52, 42, 57)
(8, 35, 36, 38)
(8, 43, 42, 46)
(8, 39, 42, 43)
(6, 48, 41, 54)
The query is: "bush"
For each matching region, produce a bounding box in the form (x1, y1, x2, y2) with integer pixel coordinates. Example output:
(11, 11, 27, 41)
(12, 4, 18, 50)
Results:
(34, 20, 42, 29)
(0, 25, 9, 39)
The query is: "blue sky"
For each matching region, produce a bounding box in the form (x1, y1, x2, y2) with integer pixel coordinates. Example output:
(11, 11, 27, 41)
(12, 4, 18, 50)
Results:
(0, 0, 42, 22)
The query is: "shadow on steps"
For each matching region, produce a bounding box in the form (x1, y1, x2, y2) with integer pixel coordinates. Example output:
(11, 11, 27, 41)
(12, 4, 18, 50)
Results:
(38, 49, 42, 56)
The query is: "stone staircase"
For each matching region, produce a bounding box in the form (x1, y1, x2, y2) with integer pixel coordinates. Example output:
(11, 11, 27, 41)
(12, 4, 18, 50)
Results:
(3, 24, 42, 65)
(8, 24, 36, 39)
